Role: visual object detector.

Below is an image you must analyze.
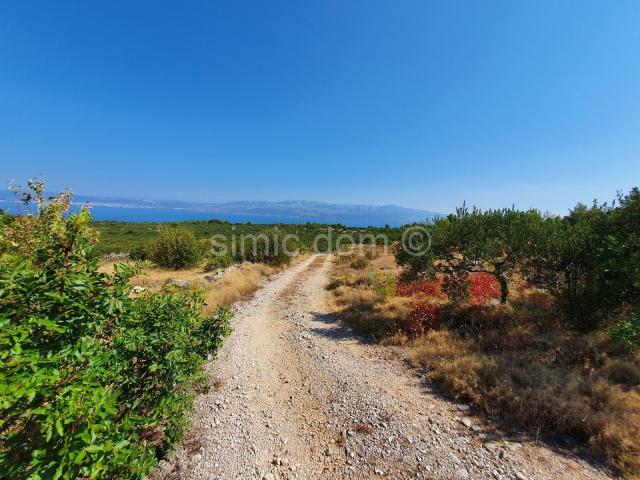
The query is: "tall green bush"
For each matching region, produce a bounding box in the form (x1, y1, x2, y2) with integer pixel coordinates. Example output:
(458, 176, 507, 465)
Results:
(148, 226, 202, 269)
(396, 188, 640, 332)
(528, 189, 640, 330)
(0, 183, 232, 479)
(233, 229, 296, 266)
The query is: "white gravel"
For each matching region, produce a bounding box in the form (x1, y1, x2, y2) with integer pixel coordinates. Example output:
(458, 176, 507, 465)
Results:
(150, 254, 613, 480)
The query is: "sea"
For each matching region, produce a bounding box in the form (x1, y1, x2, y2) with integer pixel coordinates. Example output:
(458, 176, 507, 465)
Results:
(0, 201, 356, 226)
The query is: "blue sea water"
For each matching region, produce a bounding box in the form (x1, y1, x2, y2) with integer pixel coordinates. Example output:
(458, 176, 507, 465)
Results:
(0, 201, 357, 226)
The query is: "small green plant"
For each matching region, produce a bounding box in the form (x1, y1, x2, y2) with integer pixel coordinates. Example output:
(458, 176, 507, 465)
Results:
(350, 256, 370, 270)
(326, 277, 347, 290)
(128, 244, 148, 260)
(372, 273, 396, 302)
(148, 226, 202, 269)
(612, 308, 640, 348)
(198, 238, 212, 256)
(203, 254, 235, 272)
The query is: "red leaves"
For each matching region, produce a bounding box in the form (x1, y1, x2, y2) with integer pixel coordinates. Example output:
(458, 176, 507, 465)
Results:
(468, 272, 501, 304)
(396, 277, 445, 299)
(395, 272, 504, 336)
(403, 303, 443, 336)
(396, 273, 501, 304)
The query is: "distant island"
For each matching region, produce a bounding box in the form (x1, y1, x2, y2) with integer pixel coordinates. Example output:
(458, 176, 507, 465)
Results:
(0, 191, 438, 227)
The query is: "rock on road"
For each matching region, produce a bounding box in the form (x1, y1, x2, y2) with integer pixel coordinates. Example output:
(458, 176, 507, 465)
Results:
(151, 254, 611, 480)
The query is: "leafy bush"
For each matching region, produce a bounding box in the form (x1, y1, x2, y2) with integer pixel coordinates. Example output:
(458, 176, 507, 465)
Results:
(397, 207, 545, 304)
(397, 188, 640, 331)
(403, 303, 443, 336)
(203, 254, 235, 272)
(350, 256, 370, 270)
(198, 238, 212, 256)
(530, 190, 640, 330)
(0, 183, 232, 479)
(372, 273, 395, 302)
(396, 278, 446, 298)
(128, 244, 148, 261)
(148, 227, 202, 269)
(326, 277, 347, 290)
(233, 229, 296, 266)
(0, 209, 13, 226)
(441, 271, 470, 304)
(612, 308, 640, 348)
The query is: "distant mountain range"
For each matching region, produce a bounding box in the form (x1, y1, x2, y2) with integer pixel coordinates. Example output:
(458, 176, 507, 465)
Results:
(0, 192, 439, 227)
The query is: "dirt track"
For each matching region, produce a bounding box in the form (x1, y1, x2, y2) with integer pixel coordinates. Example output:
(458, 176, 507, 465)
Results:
(151, 254, 611, 480)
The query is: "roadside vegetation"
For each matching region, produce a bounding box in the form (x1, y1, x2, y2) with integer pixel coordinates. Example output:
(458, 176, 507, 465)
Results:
(0, 181, 261, 479)
(329, 188, 640, 477)
(93, 219, 400, 256)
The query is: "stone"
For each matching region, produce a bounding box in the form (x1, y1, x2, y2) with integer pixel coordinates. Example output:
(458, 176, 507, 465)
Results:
(455, 467, 469, 479)
(166, 278, 188, 289)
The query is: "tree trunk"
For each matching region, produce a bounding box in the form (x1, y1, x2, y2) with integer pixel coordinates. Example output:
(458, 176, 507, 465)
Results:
(497, 274, 509, 304)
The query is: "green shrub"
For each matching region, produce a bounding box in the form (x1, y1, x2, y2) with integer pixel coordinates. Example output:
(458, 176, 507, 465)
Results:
(612, 308, 640, 348)
(0, 183, 232, 479)
(326, 277, 347, 290)
(128, 244, 148, 261)
(529, 188, 640, 330)
(372, 273, 395, 302)
(203, 254, 235, 272)
(397, 188, 640, 330)
(148, 227, 202, 269)
(233, 229, 296, 266)
(198, 238, 212, 256)
(0, 209, 13, 227)
(350, 256, 370, 270)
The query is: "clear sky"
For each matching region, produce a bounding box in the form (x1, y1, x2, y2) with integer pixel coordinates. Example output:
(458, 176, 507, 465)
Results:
(1, 1, 639, 214)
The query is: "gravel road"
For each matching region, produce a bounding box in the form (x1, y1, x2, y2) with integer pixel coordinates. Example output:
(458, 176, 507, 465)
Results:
(151, 254, 612, 480)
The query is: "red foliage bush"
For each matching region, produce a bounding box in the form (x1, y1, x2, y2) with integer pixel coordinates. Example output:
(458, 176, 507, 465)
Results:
(397, 273, 501, 304)
(402, 303, 444, 336)
(469, 272, 501, 304)
(396, 277, 446, 299)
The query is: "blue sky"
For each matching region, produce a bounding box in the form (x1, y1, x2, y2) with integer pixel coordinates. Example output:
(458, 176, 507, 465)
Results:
(1, 1, 639, 214)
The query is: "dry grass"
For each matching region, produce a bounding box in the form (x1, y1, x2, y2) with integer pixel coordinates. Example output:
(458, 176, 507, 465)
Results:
(329, 247, 410, 340)
(328, 248, 640, 478)
(99, 255, 307, 314)
(203, 262, 274, 311)
(403, 304, 640, 478)
(212, 378, 225, 391)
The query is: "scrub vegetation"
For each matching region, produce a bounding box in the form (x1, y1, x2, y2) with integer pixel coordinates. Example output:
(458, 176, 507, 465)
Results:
(330, 188, 640, 477)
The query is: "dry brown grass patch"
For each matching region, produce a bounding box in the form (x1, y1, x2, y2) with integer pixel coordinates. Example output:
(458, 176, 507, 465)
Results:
(352, 422, 374, 435)
(404, 322, 640, 477)
(328, 249, 640, 477)
(212, 378, 225, 391)
(203, 262, 275, 310)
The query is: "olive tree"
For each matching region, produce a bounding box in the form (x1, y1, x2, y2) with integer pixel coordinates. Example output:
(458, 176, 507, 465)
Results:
(397, 206, 545, 304)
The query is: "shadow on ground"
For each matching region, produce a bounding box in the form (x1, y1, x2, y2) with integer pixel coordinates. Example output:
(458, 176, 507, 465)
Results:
(304, 309, 610, 476)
